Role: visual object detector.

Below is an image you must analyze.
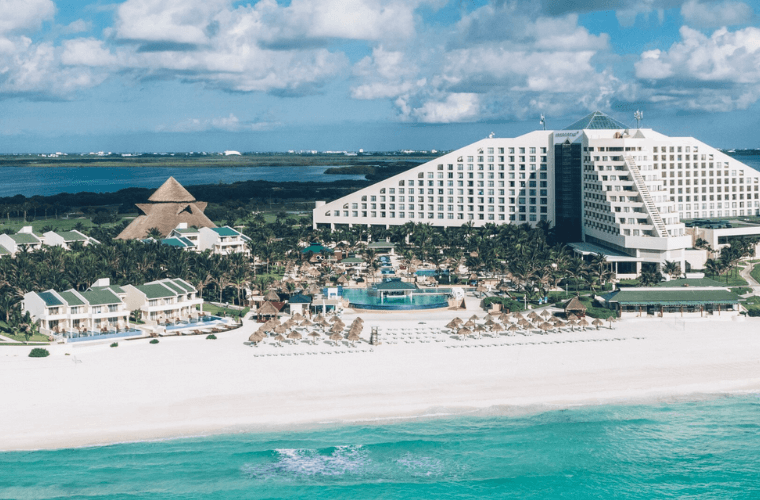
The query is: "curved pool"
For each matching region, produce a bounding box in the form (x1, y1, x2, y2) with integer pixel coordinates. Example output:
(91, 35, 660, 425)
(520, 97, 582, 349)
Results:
(341, 288, 451, 310)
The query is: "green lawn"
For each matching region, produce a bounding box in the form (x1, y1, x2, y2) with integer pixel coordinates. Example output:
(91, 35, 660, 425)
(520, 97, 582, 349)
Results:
(562, 296, 616, 319)
(742, 295, 760, 306)
(751, 263, 760, 284)
(705, 272, 748, 287)
(731, 287, 753, 295)
(203, 302, 249, 318)
(0, 216, 127, 233)
(0, 332, 50, 343)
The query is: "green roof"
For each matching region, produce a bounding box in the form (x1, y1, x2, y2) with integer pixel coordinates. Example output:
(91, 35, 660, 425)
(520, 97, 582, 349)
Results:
(78, 289, 121, 306)
(302, 244, 333, 254)
(9, 233, 40, 244)
(37, 291, 63, 307)
(57, 231, 87, 242)
(604, 288, 739, 306)
(160, 237, 191, 248)
(654, 278, 726, 288)
(211, 227, 239, 237)
(341, 257, 365, 263)
(58, 290, 85, 306)
(374, 279, 418, 291)
(368, 241, 394, 248)
(90, 285, 125, 295)
(172, 279, 195, 293)
(160, 280, 185, 294)
(135, 283, 176, 299)
(173, 227, 199, 234)
(564, 111, 629, 130)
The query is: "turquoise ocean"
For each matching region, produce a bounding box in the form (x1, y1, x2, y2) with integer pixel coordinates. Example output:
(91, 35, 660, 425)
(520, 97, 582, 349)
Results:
(2, 395, 760, 499)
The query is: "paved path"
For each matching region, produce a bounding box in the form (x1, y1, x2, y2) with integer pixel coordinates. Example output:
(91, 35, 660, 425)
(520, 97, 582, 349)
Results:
(739, 261, 760, 297)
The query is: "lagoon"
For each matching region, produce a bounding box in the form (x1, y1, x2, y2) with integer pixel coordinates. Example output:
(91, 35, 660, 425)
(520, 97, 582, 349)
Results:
(0, 165, 367, 198)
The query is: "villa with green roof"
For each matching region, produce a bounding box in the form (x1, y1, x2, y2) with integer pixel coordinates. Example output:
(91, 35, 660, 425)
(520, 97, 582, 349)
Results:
(23, 280, 131, 338)
(43, 229, 100, 249)
(0, 227, 44, 255)
(161, 223, 250, 255)
(123, 278, 203, 325)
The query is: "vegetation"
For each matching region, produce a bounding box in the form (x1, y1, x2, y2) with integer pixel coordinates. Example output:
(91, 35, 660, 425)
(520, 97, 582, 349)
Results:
(563, 296, 616, 319)
(110, 342, 118, 347)
(206, 334, 217, 340)
(150, 339, 159, 344)
(481, 296, 524, 313)
(28, 347, 49, 357)
(731, 287, 753, 295)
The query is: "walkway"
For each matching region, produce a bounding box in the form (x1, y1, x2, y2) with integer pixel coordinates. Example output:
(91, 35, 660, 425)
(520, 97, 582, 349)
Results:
(738, 261, 760, 297)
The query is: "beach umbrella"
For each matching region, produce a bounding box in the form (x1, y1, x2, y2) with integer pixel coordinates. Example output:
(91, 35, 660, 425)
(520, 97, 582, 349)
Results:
(512, 312, 523, 319)
(540, 310, 552, 318)
(274, 324, 288, 334)
(491, 323, 503, 333)
(330, 323, 344, 333)
(308, 331, 321, 344)
(445, 320, 459, 329)
(484, 318, 496, 326)
(518, 318, 532, 328)
(539, 322, 553, 333)
(287, 331, 303, 341)
(567, 313, 578, 321)
(498, 313, 511, 323)
(528, 311, 539, 320)
(578, 319, 590, 329)
(274, 334, 286, 344)
(292, 312, 303, 321)
(507, 324, 520, 334)
(469, 314, 479, 321)
(330, 332, 344, 343)
(592, 319, 604, 330)
(464, 320, 475, 328)
(457, 328, 472, 338)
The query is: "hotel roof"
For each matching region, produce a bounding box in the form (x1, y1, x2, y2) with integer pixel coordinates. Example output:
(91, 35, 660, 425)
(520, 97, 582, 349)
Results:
(58, 290, 85, 306)
(38, 291, 63, 307)
(603, 288, 739, 306)
(9, 233, 41, 244)
(564, 111, 629, 131)
(211, 226, 240, 237)
(57, 231, 88, 242)
(78, 289, 122, 306)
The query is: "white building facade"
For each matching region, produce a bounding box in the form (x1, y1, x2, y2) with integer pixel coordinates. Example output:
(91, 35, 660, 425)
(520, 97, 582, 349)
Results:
(314, 112, 760, 276)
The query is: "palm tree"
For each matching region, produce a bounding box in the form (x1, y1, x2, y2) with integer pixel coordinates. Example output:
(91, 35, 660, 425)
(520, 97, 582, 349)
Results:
(662, 260, 681, 280)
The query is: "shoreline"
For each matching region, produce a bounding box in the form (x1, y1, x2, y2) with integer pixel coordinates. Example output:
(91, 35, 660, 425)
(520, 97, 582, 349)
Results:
(3, 309, 760, 452)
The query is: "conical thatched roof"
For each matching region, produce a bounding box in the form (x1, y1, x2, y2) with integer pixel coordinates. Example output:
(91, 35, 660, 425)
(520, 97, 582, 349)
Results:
(116, 177, 215, 240)
(257, 301, 279, 316)
(148, 177, 196, 202)
(264, 290, 280, 302)
(564, 296, 587, 313)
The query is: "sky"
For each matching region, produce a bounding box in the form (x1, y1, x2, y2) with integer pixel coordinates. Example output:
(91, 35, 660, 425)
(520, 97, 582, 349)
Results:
(1, 0, 760, 153)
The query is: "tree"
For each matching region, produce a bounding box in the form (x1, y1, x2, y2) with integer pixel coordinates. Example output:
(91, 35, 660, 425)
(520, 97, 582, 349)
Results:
(639, 270, 663, 287)
(662, 260, 682, 279)
(146, 227, 162, 239)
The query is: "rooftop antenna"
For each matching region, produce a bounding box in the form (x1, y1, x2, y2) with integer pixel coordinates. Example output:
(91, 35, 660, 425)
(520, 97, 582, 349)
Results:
(488, 131, 495, 139)
(540, 113, 546, 130)
(634, 110, 643, 129)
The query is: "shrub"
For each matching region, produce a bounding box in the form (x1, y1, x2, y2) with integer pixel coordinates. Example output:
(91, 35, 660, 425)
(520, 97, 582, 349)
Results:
(746, 308, 760, 317)
(481, 296, 524, 312)
(110, 342, 119, 348)
(206, 334, 217, 340)
(29, 348, 50, 358)
(150, 339, 159, 344)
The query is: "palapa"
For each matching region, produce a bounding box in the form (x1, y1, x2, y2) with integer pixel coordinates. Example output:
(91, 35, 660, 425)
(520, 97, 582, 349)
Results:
(540, 310, 552, 318)
(116, 177, 216, 239)
(592, 318, 604, 329)
(330, 332, 344, 342)
(264, 290, 281, 302)
(469, 314, 479, 321)
(457, 328, 472, 337)
(564, 296, 587, 317)
(287, 331, 303, 340)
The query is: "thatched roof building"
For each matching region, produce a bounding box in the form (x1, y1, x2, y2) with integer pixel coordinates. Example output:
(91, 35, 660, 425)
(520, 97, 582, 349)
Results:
(116, 177, 216, 240)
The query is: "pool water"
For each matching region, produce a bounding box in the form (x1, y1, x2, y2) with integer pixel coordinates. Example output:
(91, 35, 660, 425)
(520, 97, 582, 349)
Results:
(341, 288, 450, 310)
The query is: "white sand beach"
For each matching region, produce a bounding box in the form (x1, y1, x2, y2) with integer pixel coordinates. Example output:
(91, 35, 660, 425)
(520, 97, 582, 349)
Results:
(2, 306, 760, 452)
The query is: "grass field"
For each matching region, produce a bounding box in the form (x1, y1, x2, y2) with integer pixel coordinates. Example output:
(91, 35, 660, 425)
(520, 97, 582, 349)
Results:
(202, 303, 249, 318)
(751, 263, 760, 284)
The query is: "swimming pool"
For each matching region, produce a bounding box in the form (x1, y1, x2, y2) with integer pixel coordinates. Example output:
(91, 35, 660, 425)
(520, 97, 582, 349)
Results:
(341, 288, 451, 310)
(415, 269, 449, 276)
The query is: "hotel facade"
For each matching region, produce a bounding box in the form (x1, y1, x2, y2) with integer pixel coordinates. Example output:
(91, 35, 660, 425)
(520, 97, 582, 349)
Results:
(313, 112, 760, 277)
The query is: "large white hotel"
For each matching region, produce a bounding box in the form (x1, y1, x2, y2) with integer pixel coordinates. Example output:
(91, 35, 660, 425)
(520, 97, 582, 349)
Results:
(314, 111, 760, 277)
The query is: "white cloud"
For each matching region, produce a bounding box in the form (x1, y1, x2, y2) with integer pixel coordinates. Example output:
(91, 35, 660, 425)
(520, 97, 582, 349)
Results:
(634, 25, 760, 111)
(681, 0, 754, 28)
(114, 0, 228, 46)
(61, 19, 91, 35)
(160, 113, 280, 132)
(61, 38, 117, 67)
(0, 0, 55, 34)
(350, 3, 620, 123)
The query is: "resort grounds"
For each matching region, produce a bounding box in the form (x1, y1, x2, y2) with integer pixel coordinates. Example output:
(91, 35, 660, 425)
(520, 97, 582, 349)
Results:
(2, 296, 760, 452)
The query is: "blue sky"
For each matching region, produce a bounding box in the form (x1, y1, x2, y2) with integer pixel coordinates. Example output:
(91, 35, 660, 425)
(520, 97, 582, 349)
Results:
(1, 0, 760, 153)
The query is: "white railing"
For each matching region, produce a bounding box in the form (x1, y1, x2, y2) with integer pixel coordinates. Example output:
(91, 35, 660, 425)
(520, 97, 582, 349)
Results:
(624, 156, 669, 237)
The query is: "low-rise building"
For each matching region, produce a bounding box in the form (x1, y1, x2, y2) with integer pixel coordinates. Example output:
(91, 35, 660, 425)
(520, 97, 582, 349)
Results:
(43, 229, 100, 249)
(0, 227, 44, 255)
(22, 285, 130, 336)
(198, 226, 250, 255)
(601, 278, 740, 318)
(123, 278, 203, 325)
